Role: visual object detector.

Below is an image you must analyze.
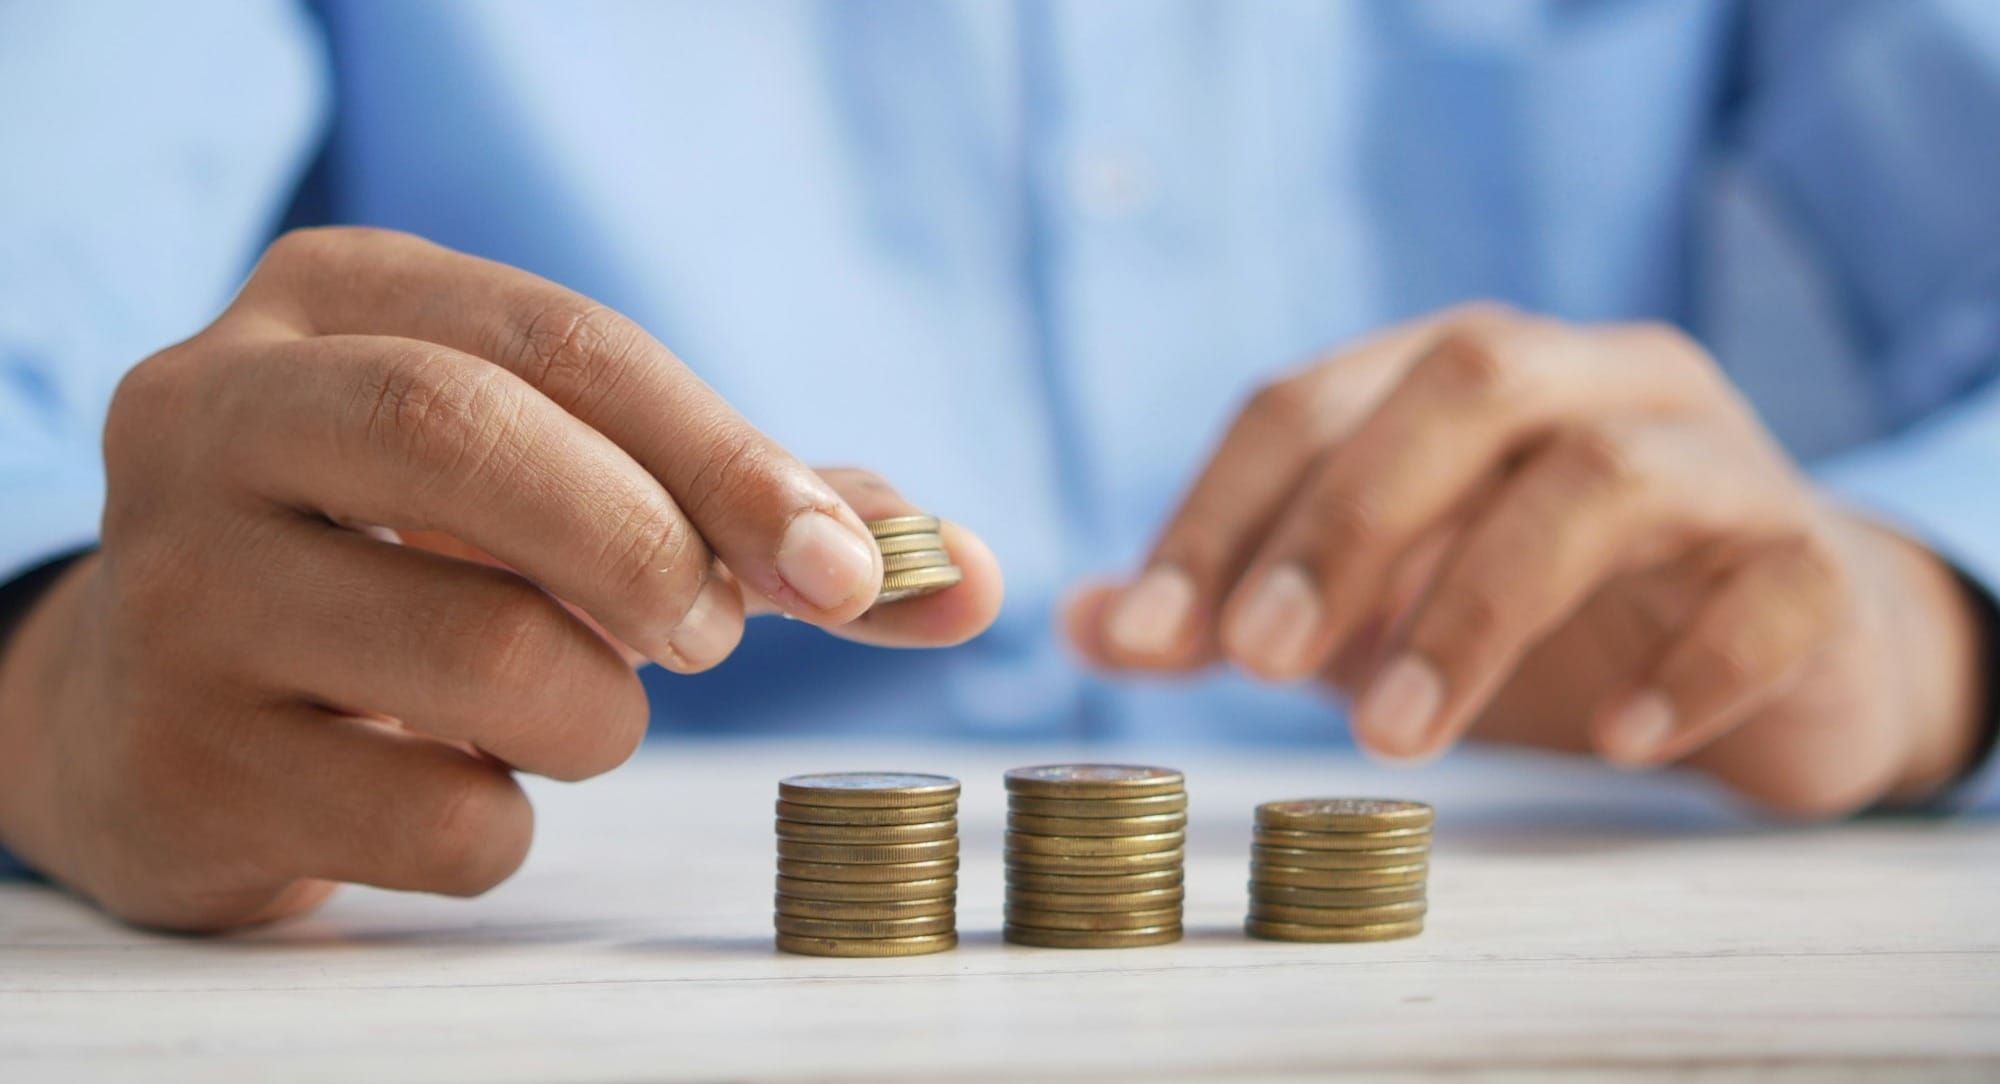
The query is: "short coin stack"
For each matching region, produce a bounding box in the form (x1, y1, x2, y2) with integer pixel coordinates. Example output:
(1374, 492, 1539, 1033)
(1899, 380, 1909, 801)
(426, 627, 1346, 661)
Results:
(774, 772, 961, 957)
(866, 514, 962, 606)
(1245, 798, 1432, 942)
(1003, 764, 1187, 948)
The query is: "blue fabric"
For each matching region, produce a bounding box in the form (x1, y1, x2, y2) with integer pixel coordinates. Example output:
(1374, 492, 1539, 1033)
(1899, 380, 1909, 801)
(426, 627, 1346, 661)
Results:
(3, 0, 1998, 761)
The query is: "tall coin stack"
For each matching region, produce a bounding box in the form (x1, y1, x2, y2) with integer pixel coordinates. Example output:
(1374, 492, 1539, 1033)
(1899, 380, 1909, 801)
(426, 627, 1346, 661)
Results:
(774, 772, 961, 957)
(1245, 798, 1432, 942)
(1002, 764, 1187, 948)
(865, 514, 962, 605)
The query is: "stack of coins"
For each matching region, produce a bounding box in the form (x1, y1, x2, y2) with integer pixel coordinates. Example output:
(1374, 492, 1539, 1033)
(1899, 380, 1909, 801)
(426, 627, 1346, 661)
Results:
(1245, 798, 1432, 942)
(1002, 764, 1187, 948)
(865, 515, 962, 605)
(774, 772, 961, 957)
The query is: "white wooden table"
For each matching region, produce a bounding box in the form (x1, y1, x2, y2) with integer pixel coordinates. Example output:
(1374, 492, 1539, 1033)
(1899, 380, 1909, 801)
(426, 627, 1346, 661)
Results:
(3, 739, 1997, 1082)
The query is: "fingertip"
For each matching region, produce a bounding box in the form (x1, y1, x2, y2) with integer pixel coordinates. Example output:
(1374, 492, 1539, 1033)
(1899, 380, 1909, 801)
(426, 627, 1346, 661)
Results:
(1217, 563, 1326, 682)
(1350, 654, 1446, 760)
(656, 572, 747, 674)
(899, 520, 1006, 646)
(1592, 689, 1677, 768)
(771, 507, 883, 623)
(1059, 580, 1124, 670)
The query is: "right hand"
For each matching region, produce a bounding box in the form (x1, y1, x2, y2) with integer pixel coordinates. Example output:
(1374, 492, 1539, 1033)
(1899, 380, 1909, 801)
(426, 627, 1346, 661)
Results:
(0, 228, 1002, 931)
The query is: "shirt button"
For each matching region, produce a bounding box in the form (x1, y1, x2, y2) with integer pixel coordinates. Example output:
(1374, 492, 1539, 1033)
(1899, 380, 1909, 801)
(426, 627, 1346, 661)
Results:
(1069, 149, 1153, 218)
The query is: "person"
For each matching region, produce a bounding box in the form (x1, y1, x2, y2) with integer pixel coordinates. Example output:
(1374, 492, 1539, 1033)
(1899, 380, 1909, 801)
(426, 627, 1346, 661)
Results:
(1, 1, 1995, 932)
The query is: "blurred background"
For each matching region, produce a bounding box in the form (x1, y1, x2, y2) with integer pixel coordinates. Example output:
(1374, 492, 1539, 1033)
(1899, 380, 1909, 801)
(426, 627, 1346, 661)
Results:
(10, 0, 1995, 744)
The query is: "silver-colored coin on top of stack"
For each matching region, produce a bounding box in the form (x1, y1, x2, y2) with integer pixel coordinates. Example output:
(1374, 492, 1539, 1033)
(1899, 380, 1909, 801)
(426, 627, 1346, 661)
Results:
(865, 515, 962, 606)
(774, 772, 961, 957)
(1244, 798, 1432, 942)
(1003, 765, 1187, 948)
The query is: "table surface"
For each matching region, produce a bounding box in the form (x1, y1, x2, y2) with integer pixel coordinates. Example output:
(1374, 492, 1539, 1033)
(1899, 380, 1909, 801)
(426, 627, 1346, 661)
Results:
(3, 739, 1997, 1083)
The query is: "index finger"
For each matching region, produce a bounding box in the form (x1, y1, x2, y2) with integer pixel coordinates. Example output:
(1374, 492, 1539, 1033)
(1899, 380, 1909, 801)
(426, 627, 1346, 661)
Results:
(233, 228, 884, 625)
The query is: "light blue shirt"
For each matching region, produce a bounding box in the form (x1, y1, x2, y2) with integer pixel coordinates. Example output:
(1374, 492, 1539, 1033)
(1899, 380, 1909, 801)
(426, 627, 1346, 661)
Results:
(4, 2, 1999, 794)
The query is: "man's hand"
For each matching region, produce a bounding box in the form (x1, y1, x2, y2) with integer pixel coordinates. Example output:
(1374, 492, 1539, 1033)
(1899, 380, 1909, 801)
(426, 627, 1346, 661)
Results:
(1068, 305, 1984, 816)
(0, 228, 1002, 931)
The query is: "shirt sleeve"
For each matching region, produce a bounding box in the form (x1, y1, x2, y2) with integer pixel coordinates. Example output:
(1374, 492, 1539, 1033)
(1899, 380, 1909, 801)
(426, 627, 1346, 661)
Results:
(0, 0, 329, 586)
(1739, 0, 2000, 808)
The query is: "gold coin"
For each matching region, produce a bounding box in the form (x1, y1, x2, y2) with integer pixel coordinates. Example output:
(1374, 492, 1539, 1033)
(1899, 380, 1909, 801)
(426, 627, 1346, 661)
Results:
(1247, 826, 1432, 851)
(881, 549, 955, 573)
(1245, 918, 1424, 943)
(1004, 764, 1185, 799)
(776, 931, 957, 958)
(876, 564, 963, 603)
(1249, 844, 1429, 870)
(777, 875, 958, 901)
(778, 772, 960, 809)
(875, 531, 947, 556)
(1006, 793, 1189, 819)
(1005, 886, 1186, 913)
(1249, 863, 1428, 889)
(1004, 924, 1182, 949)
(774, 913, 954, 939)
(1004, 905, 1181, 931)
(1246, 899, 1427, 926)
(1255, 798, 1434, 833)
(1005, 848, 1184, 875)
(866, 514, 941, 538)
(776, 819, 957, 845)
(1245, 881, 1426, 908)
(776, 895, 956, 920)
(1005, 830, 1183, 857)
(775, 800, 957, 826)
(777, 857, 960, 883)
(1007, 811, 1188, 837)
(1004, 868, 1185, 895)
(778, 838, 959, 864)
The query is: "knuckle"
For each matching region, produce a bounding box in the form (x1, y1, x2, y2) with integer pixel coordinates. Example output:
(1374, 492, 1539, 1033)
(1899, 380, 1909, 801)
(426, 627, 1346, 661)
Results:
(1439, 299, 1521, 330)
(597, 495, 707, 612)
(677, 430, 779, 526)
(424, 773, 532, 896)
(262, 226, 337, 271)
(460, 583, 567, 690)
(1426, 581, 1509, 649)
(1679, 634, 1760, 694)
(1544, 425, 1639, 495)
(1306, 484, 1385, 554)
(512, 302, 643, 412)
(1786, 535, 1850, 604)
(1626, 319, 1704, 366)
(1419, 329, 1519, 401)
(103, 349, 193, 472)
(265, 225, 399, 267)
(1242, 378, 1319, 435)
(357, 352, 510, 480)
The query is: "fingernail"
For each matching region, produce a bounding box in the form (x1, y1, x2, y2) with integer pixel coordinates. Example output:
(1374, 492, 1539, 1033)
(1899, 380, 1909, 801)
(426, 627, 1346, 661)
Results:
(1224, 564, 1322, 675)
(776, 511, 877, 610)
(666, 575, 738, 669)
(1106, 566, 1196, 657)
(1602, 691, 1676, 765)
(1355, 655, 1442, 753)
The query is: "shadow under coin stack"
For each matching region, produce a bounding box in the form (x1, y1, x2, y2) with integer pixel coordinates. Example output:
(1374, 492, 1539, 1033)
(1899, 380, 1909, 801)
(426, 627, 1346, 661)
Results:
(1245, 798, 1432, 942)
(865, 515, 962, 606)
(774, 772, 961, 957)
(1003, 765, 1187, 948)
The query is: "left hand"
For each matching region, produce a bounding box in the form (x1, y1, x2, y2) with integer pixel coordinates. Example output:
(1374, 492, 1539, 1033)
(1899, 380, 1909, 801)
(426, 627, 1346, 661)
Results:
(1066, 305, 1985, 816)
